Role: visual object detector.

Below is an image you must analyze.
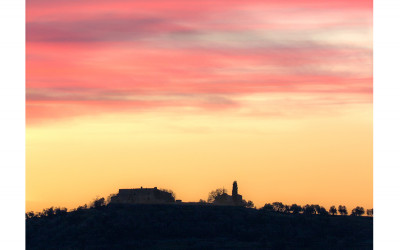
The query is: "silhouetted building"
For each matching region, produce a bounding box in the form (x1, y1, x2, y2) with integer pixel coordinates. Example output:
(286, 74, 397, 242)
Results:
(213, 181, 243, 206)
(111, 187, 175, 204)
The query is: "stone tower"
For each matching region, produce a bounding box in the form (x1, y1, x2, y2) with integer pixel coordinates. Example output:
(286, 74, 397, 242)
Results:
(232, 181, 238, 197)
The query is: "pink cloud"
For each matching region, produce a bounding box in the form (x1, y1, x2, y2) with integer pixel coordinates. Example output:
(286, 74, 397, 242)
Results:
(26, 0, 372, 124)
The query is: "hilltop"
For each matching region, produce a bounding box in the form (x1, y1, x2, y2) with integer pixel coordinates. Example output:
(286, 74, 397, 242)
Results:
(26, 203, 372, 250)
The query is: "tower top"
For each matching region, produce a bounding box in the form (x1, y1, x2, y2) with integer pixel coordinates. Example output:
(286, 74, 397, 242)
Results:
(232, 181, 238, 197)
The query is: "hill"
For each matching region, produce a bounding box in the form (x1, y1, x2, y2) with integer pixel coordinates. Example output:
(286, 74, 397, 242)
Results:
(26, 203, 372, 249)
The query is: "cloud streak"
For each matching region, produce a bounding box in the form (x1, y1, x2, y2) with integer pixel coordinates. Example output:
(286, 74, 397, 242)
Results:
(26, 0, 372, 124)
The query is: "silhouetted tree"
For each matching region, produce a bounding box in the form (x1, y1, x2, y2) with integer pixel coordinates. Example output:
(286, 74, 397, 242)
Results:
(329, 206, 337, 215)
(338, 205, 348, 215)
(351, 206, 365, 216)
(303, 204, 317, 215)
(90, 197, 105, 208)
(25, 211, 35, 219)
(199, 199, 207, 203)
(319, 206, 329, 216)
(54, 207, 68, 216)
(106, 193, 117, 204)
(290, 204, 302, 214)
(76, 204, 88, 211)
(207, 188, 227, 203)
(272, 202, 286, 213)
(245, 200, 254, 208)
(262, 203, 274, 211)
(314, 205, 321, 214)
(43, 207, 55, 217)
(367, 209, 373, 217)
(160, 189, 176, 201)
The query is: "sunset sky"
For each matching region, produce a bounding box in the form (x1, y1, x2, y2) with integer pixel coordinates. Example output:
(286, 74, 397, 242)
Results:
(26, 0, 372, 212)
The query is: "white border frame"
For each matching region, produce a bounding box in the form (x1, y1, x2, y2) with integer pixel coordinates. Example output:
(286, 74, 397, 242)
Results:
(374, 0, 400, 249)
(1, 0, 399, 249)
(0, 0, 25, 249)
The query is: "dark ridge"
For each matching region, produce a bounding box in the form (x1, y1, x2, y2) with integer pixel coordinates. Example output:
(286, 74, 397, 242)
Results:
(26, 203, 372, 250)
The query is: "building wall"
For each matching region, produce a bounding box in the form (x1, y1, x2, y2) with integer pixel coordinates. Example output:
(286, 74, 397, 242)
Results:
(213, 193, 243, 206)
(111, 187, 175, 204)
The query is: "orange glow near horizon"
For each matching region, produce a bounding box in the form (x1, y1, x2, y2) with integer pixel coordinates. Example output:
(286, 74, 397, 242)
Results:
(26, 101, 372, 212)
(26, 0, 372, 212)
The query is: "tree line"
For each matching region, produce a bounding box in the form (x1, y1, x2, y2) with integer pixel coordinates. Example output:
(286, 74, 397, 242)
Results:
(26, 197, 373, 220)
(26, 196, 108, 219)
(261, 202, 373, 217)
(204, 185, 372, 217)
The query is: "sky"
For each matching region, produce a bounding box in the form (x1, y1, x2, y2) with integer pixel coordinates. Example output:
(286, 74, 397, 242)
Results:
(26, 0, 372, 212)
